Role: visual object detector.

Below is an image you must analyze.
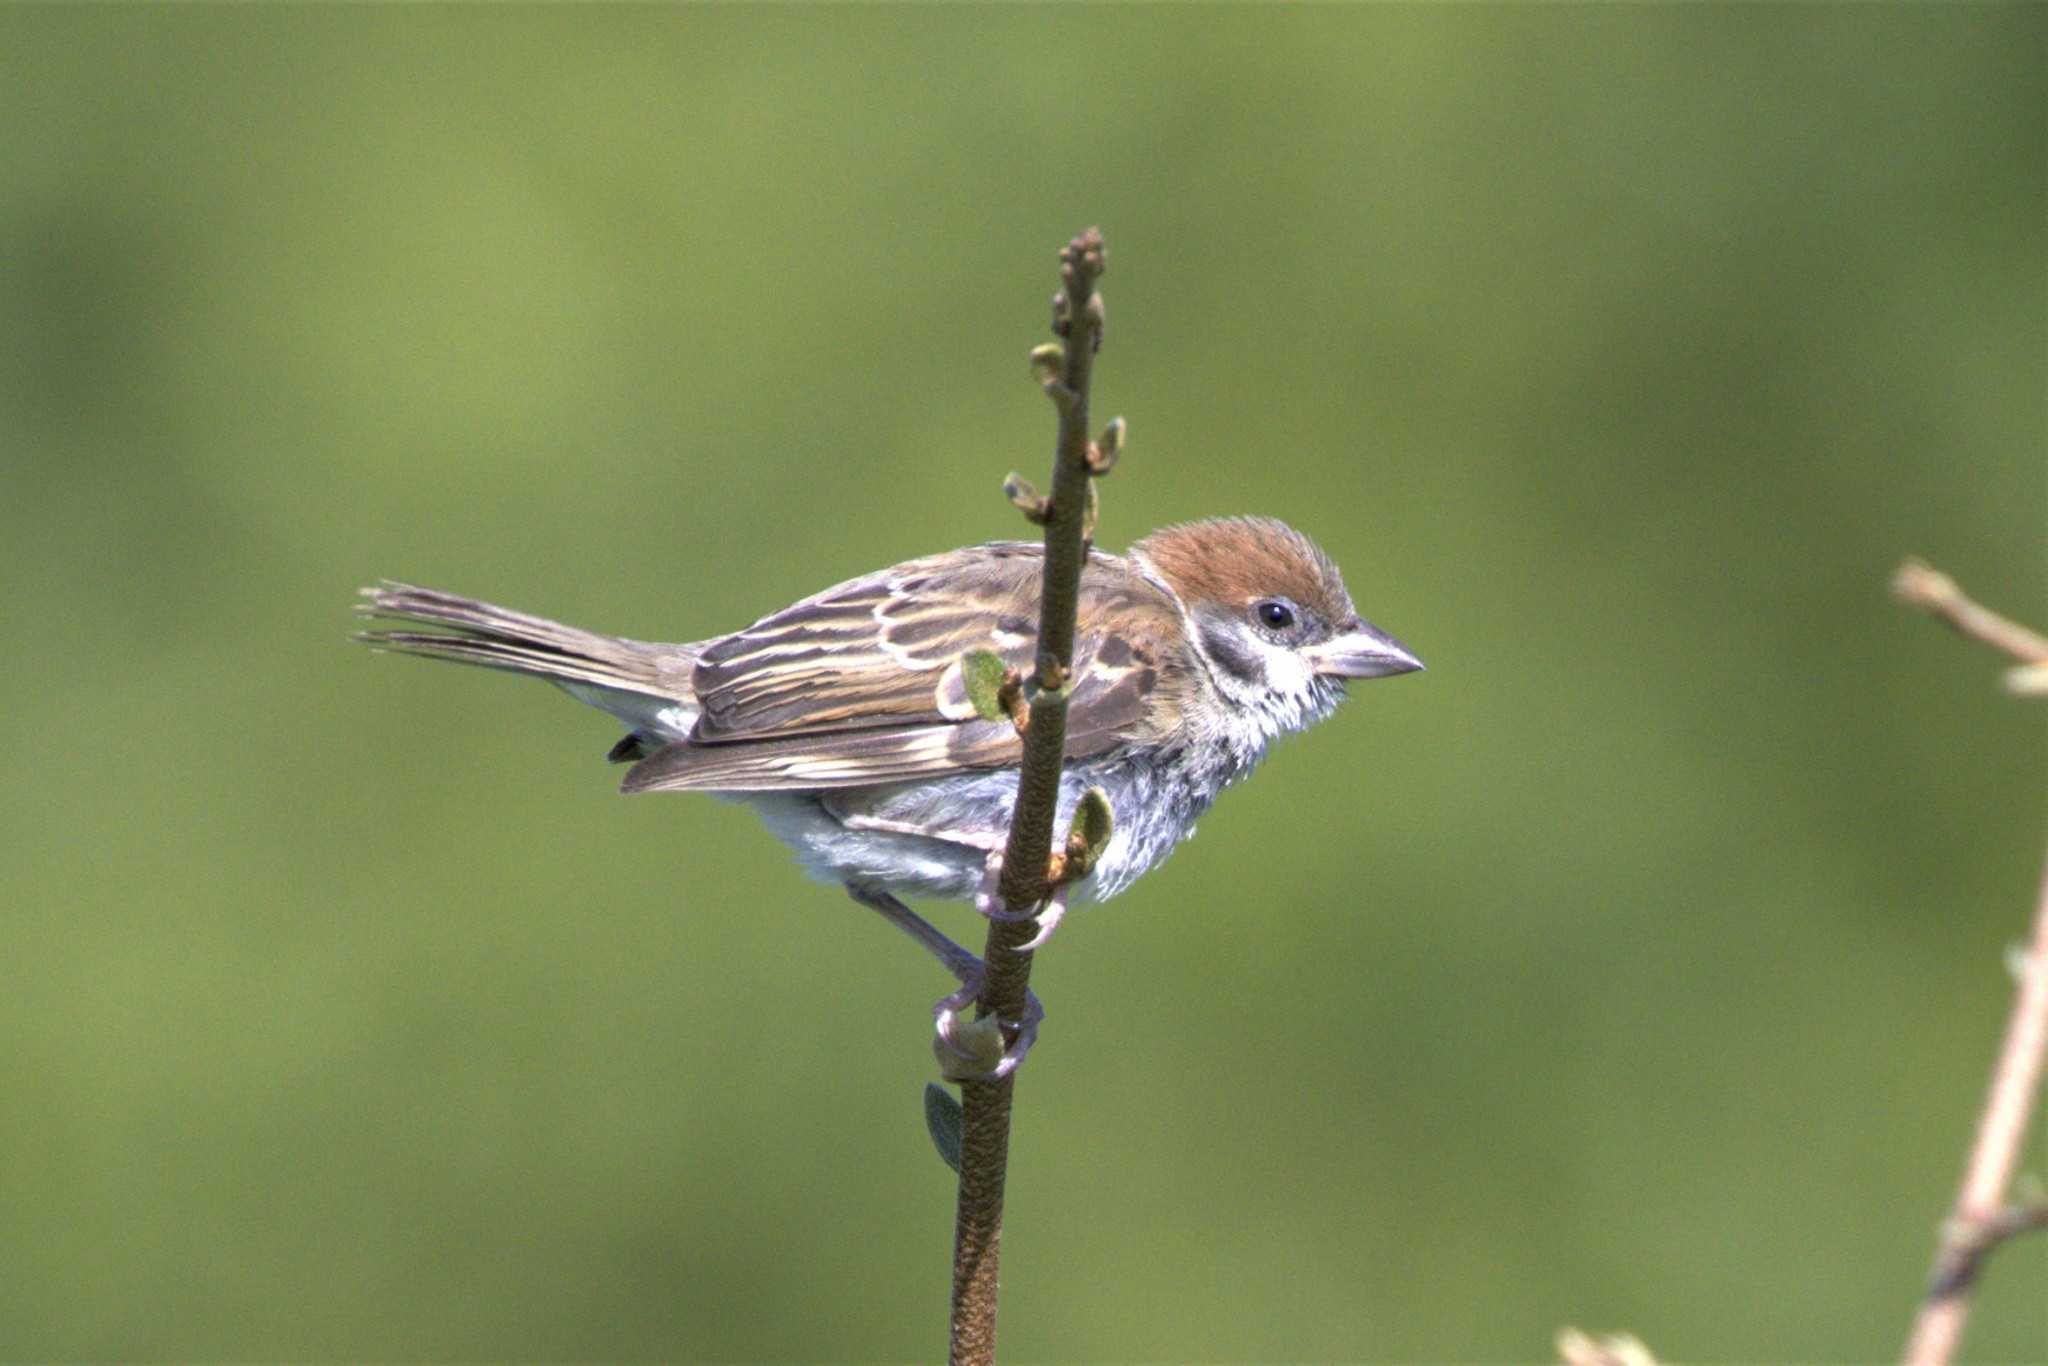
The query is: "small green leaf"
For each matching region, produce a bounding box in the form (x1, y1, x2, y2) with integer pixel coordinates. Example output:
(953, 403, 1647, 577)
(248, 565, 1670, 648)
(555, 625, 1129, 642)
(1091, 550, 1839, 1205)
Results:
(923, 1082, 963, 1174)
(1070, 786, 1113, 853)
(961, 649, 1009, 722)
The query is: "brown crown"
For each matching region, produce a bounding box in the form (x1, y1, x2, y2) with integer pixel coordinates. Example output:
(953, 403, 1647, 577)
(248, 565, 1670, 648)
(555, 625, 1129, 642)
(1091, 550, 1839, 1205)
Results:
(1133, 517, 1354, 624)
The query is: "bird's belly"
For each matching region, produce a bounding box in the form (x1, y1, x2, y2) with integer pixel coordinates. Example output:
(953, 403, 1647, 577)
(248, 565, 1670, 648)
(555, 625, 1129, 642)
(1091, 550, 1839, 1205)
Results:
(736, 757, 1210, 905)
(738, 787, 996, 901)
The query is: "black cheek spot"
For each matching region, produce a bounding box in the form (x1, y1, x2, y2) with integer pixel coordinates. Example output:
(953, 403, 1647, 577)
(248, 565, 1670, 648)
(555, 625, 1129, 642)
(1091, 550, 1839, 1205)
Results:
(1198, 622, 1265, 686)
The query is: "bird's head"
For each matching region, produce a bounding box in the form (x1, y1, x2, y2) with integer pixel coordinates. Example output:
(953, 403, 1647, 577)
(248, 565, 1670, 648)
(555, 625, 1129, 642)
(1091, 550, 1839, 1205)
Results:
(1132, 516, 1423, 747)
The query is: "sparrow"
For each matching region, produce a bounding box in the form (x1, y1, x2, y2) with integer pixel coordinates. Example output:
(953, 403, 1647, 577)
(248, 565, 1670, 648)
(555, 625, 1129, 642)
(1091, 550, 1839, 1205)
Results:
(356, 516, 1421, 1077)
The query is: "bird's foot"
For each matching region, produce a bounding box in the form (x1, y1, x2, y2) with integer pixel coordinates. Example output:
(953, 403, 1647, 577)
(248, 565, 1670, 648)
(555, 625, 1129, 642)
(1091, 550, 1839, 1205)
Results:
(845, 881, 1045, 1081)
(971, 853, 1031, 922)
(933, 970, 1045, 1082)
(1013, 884, 1069, 954)
(969, 851, 1067, 952)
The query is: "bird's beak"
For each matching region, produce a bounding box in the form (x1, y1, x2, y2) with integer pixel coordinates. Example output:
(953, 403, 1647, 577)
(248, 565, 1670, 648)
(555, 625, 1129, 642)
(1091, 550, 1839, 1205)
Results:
(1304, 619, 1425, 680)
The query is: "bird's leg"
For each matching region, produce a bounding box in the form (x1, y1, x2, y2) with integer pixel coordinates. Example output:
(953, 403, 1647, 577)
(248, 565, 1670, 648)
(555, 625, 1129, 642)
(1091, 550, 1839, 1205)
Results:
(843, 882, 1043, 1080)
(845, 880, 983, 982)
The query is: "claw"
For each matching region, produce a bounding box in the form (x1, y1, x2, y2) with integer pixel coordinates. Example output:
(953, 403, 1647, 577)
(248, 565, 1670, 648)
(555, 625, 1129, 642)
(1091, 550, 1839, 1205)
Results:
(986, 995, 1043, 1079)
(1014, 885, 1070, 954)
(934, 996, 1006, 1079)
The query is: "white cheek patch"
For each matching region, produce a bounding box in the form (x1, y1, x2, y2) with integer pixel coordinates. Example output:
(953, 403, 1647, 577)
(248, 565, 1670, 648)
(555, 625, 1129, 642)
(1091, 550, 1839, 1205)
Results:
(1260, 648, 1313, 697)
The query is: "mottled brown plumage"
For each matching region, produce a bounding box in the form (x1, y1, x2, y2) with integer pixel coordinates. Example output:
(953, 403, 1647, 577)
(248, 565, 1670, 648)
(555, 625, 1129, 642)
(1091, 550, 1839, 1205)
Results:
(621, 541, 1184, 792)
(357, 519, 1413, 803)
(357, 516, 1423, 1081)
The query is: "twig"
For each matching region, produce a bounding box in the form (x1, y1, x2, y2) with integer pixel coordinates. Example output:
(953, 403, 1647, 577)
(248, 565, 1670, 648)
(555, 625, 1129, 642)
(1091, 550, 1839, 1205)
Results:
(1892, 559, 2048, 665)
(1923, 1199, 2048, 1299)
(948, 228, 1109, 1366)
(1896, 558, 2048, 1366)
(1903, 847, 2048, 1365)
(1557, 1327, 1661, 1366)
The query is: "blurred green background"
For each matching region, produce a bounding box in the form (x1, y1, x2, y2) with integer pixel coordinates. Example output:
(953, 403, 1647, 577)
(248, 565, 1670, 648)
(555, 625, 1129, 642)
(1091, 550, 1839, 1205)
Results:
(3, 6, 2042, 1362)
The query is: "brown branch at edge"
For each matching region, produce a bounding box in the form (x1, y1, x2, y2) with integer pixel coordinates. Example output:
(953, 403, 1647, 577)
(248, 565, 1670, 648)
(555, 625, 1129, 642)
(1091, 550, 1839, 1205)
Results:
(1924, 1200, 2048, 1300)
(1557, 1327, 1661, 1366)
(1902, 842, 2048, 1365)
(1892, 558, 2048, 666)
(948, 228, 1109, 1366)
(1897, 564, 2048, 1366)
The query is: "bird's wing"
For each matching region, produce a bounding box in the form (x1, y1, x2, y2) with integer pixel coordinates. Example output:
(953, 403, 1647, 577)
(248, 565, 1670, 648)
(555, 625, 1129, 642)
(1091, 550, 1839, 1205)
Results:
(620, 542, 1176, 794)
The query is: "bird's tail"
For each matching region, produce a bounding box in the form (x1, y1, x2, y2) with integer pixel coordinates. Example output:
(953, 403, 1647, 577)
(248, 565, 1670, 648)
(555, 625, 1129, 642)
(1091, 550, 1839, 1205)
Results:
(355, 582, 700, 744)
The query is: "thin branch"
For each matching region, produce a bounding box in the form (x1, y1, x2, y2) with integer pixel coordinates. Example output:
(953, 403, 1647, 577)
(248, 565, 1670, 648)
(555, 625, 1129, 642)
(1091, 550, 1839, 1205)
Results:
(1897, 559, 2048, 1366)
(1903, 846, 2048, 1365)
(1892, 559, 2048, 664)
(1557, 1327, 1661, 1366)
(1923, 1199, 2048, 1300)
(948, 228, 1109, 1366)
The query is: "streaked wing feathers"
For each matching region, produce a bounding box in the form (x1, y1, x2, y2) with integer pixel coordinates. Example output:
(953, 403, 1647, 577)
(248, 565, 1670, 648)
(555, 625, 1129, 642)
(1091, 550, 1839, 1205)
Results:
(690, 543, 1046, 742)
(622, 722, 1020, 793)
(622, 542, 1172, 794)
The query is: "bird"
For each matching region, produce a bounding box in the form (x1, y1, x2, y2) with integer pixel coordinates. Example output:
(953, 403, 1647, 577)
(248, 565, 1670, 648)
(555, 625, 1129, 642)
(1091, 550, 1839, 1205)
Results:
(355, 516, 1422, 1077)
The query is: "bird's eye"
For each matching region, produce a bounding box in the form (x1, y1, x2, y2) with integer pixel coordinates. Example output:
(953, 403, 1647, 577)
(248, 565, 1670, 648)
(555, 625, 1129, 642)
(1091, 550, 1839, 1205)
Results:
(1254, 599, 1295, 631)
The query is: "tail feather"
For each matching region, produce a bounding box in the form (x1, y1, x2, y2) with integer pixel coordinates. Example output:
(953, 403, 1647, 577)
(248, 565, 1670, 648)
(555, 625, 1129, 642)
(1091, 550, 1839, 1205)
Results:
(355, 581, 701, 739)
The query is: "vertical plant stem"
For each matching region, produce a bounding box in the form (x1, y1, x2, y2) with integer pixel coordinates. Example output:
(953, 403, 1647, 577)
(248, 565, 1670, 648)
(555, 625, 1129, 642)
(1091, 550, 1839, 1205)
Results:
(1902, 845, 2048, 1365)
(1894, 558, 2048, 1365)
(948, 228, 1108, 1366)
